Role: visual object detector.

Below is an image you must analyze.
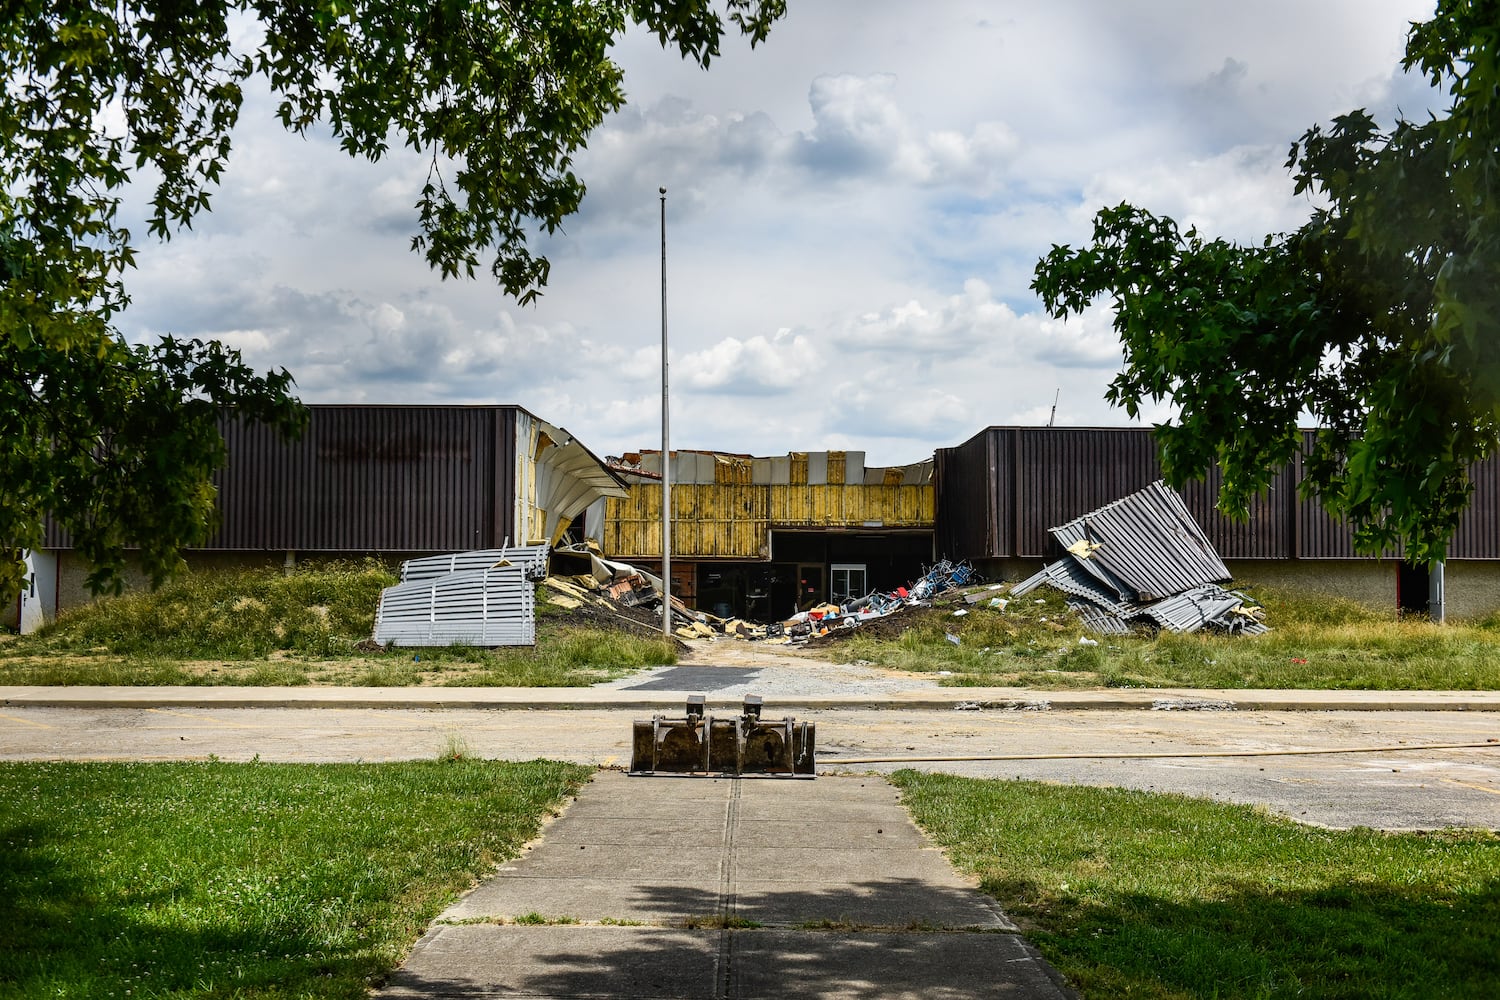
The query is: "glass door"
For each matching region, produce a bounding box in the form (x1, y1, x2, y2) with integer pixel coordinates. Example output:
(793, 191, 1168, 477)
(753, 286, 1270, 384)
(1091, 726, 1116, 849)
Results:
(830, 563, 867, 604)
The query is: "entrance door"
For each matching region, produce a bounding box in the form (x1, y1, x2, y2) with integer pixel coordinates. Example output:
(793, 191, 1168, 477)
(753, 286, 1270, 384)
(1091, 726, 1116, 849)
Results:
(830, 563, 867, 604)
(1398, 562, 1430, 615)
(796, 564, 825, 612)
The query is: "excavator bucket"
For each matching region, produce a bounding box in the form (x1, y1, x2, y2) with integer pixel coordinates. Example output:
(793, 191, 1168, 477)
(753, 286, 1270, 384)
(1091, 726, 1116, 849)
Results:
(630, 694, 815, 777)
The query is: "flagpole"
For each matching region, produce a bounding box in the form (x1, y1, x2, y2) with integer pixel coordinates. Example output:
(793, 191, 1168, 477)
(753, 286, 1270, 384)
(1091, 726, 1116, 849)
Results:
(659, 186, 672, 637)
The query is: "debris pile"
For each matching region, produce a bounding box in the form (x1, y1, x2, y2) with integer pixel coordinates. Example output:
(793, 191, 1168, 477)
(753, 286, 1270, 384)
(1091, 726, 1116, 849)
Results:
(371, 543, 996, 648)
(1010, 480, 1266, 635)
(541, 543, 697, 639)
(778, 559, 984, 643)
(547, 543, 990, 645)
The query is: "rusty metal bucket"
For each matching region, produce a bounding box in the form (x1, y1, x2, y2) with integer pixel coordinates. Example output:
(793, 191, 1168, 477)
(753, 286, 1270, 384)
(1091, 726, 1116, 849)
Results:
(630, 694, 815, 777)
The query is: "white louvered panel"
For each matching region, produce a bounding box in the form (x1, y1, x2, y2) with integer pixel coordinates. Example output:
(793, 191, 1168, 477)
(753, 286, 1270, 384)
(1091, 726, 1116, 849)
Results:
(374, 558, 538, 647)
(400, 545, 550, 583)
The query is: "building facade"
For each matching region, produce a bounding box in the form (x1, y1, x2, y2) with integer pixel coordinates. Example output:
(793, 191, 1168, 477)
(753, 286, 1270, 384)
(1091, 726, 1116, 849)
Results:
(594, 449, 934, 620)
(935, 427, 1500, 618)
(21, 405, 626, 626)
(18, 419, 1500, 627)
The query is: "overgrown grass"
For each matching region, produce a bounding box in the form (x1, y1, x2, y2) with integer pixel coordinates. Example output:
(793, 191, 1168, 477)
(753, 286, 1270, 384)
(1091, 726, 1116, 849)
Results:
(827, 583, 1500, 689)
(0, 564, 675, 686)
(0, 758, 590, 1000)
(9, 561, 397, 659)
(893, 770, 1500, 999)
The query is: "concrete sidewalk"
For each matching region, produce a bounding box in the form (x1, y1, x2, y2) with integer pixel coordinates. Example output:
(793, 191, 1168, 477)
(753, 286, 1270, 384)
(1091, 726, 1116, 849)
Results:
(5, 683, 1499, 712)
(376, 772, 1074, 999)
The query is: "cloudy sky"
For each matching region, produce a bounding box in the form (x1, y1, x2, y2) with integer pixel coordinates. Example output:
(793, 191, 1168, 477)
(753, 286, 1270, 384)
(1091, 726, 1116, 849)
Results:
(115, 0, 1440, 466)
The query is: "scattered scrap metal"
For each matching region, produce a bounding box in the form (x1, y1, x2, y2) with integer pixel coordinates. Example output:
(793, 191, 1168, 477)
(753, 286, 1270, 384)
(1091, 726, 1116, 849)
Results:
(777, 558, 982, 642)
(1011, 480, 1267, 636)
(542, 541, 989, 644)
(371, 543, 993, 648)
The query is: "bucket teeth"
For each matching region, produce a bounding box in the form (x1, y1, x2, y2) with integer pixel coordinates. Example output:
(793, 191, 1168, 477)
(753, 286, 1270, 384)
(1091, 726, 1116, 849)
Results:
(629, 693, 815, 778)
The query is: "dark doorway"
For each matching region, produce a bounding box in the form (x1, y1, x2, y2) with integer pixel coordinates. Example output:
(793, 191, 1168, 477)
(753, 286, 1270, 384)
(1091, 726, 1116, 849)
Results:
(796, 563, 825, 612)
(1398, 562, 1430, 615)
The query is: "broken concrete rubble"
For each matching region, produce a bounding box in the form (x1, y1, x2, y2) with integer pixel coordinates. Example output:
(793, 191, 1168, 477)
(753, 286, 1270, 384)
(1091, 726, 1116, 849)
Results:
(1010, 480, 1267, 636)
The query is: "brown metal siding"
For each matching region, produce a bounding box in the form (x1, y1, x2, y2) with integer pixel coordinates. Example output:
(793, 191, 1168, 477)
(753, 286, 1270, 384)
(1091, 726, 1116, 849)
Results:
(938, 427, 1311, 561)
(1178, 464, 1292, 559)
(1016, 428, 1161, 556)
(1296, 495, 1365, 558)
(1293, 431, 1399, 559)
(935, 428, 1005, 561)
(1452, 459, 1500, 559)
(208, 405, 515, 551)
(42, 405, 518, 552)
(494, 407, 517, 549)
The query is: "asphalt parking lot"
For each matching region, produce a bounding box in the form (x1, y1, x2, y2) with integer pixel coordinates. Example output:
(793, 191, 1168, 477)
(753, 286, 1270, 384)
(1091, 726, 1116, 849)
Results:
(3, 702, 1496, 831)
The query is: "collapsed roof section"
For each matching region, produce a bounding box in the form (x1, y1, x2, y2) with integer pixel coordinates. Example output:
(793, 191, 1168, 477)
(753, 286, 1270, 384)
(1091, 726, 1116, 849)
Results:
(1013, 480, 1265, 635)
(516, 412, 630, 547)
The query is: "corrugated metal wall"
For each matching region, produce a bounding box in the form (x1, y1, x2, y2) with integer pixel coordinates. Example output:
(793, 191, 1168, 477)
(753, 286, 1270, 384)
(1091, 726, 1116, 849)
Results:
(1178, 463, 1292, 559)
(934, 429, 1001, 559)
(937, 426, 1497, 562)
(1016, 428, 1162, 555)
(207, 405, 516, 551)
(1453, 455, 1500, 559)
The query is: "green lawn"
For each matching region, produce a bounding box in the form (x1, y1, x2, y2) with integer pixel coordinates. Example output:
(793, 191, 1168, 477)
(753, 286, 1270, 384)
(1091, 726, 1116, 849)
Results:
(893, 770, 1500, 999)
(0, 563, 674, 686)
(827, 584, 1500, 689)
(0, 759, 591, 999)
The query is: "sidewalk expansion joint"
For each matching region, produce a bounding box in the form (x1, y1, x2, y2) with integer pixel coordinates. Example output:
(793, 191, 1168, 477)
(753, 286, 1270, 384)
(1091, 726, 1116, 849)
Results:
(713, 779, 741, 1000)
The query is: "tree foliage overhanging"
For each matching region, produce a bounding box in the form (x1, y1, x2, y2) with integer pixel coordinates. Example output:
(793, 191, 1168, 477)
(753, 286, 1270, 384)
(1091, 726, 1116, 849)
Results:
(1, 0, 785, 606)
(1032, 0, 1500, 565)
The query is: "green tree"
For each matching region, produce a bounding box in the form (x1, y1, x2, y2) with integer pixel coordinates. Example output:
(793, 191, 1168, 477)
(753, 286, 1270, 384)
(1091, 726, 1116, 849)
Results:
(1031, 0, 1498, 565)
(2, 0, 784, 605)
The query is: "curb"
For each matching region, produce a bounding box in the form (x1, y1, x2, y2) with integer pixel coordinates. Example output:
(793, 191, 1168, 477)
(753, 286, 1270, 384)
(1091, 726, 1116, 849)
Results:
(5, 687, 1500, 713)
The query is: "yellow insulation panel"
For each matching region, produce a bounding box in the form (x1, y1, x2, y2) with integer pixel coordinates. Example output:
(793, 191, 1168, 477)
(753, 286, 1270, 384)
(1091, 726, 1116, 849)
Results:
(769, 484, 932, 525)
(603, 482, 933, 559)
(827, 451, 846, 485)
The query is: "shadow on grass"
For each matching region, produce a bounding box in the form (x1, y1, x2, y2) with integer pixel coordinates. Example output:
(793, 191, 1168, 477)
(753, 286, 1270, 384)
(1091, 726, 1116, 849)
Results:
(0, 820, 387, 998)
(984, 873, 1500, 998)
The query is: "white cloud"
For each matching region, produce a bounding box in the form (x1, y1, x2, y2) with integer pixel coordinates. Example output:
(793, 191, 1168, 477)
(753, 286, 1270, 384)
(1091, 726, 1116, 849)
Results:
(677, 329, 822, 394)
(101, 0, 1441, 469)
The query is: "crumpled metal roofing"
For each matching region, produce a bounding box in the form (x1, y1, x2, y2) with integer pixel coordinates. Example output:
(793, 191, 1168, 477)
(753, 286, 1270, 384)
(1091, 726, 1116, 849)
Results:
(1013, 558, 1137, 619)
(1134, 585, 1251, 633)
(1066, 600, 1135, 635)
(1049, 481, 1230, 602)
(1018, 481, 1264, 637)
